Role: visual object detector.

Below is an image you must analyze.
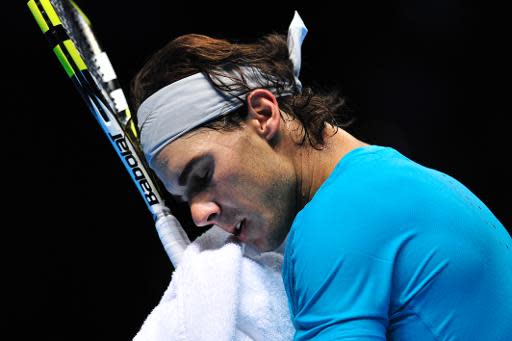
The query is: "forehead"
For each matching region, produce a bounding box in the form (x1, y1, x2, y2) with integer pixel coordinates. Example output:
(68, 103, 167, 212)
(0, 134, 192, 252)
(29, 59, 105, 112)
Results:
(160, 128, 238, 164)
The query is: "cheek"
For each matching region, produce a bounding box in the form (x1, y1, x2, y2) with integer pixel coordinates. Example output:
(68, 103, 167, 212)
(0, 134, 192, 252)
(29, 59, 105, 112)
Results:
(212, 137, 279, 207)
(212, 165, 266, 210)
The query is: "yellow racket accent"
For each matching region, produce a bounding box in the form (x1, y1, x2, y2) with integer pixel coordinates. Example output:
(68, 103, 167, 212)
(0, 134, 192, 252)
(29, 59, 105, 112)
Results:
(126, 108, 139, 138)
(27, 0, 49, 33)
(63, 39, 88, 71)
(40, 0, 62, 27)
(69, 0, 92, 27)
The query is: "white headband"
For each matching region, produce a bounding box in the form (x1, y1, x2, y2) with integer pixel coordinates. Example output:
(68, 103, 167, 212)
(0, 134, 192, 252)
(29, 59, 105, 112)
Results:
(137, 11, 308, 165)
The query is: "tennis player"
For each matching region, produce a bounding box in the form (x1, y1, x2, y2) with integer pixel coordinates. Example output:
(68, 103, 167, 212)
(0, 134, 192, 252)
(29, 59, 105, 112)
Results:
(131, 13, 512, 340)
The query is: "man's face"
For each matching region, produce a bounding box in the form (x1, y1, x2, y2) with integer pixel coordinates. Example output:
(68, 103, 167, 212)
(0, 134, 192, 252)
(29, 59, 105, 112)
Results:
(153, 124, 297, 252)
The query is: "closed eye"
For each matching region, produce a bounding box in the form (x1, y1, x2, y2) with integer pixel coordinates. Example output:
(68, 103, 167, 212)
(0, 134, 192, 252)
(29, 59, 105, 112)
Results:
(186, 167, 213, 200)
(194, 167, 210, 182)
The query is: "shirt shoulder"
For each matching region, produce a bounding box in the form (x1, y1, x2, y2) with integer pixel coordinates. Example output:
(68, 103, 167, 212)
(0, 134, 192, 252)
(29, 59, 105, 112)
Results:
(289, 145, 427, 253)
(282, 145, 512, 340)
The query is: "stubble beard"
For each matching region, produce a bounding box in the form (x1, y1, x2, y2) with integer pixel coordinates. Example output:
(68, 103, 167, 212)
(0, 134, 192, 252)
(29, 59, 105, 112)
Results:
(258, 177, 297, 252)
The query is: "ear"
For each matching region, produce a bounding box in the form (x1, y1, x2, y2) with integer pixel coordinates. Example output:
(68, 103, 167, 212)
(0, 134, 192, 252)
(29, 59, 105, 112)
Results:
(246, 88, 281, 141)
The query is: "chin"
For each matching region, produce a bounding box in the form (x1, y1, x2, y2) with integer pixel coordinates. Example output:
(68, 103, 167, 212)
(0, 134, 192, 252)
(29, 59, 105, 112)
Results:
(253, 235, 286, 253)
(248, 238, 272, 253)
(250, 218, 291, 253)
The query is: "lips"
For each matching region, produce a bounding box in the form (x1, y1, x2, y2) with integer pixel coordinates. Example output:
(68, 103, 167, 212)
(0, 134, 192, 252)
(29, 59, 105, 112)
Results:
(234, 220, 243, 235)
(233, 218, 247, 240)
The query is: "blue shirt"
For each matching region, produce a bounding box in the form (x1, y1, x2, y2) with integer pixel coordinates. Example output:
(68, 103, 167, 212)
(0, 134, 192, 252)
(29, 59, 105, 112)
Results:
(282, 145, 512, 340)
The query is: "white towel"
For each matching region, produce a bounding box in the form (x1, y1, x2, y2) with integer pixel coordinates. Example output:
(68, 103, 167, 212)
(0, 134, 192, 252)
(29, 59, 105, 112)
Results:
(133, 226, 294, 340)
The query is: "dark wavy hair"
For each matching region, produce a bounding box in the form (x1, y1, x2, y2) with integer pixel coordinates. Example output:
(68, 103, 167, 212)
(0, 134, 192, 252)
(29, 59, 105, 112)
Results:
(131, 33, 352, 149)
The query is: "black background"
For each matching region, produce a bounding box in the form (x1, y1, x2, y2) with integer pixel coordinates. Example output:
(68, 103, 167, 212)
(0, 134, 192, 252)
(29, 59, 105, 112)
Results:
(7, 0, 509, 339)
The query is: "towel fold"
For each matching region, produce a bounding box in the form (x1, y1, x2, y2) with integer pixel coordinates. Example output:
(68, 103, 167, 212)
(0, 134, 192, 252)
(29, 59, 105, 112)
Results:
(133, 226, 294, 340)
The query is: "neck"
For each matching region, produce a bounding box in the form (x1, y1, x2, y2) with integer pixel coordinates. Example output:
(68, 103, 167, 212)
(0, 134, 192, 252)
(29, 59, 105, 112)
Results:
(290, 125, 369, 211)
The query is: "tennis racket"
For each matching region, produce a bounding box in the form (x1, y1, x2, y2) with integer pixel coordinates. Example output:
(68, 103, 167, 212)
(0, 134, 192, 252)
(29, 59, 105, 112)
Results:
(27, 0, 190, 267)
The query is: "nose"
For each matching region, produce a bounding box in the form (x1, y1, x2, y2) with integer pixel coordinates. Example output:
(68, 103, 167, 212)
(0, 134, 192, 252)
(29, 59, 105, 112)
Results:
(190, 199, 220, 227)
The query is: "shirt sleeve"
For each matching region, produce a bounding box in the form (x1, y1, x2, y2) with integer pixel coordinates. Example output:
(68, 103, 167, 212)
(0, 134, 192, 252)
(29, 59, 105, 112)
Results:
(283, 209, 394, 340)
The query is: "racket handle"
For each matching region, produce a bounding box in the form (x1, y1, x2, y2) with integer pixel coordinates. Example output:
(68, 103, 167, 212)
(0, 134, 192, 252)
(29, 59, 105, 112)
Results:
(155, 212, 191, 267)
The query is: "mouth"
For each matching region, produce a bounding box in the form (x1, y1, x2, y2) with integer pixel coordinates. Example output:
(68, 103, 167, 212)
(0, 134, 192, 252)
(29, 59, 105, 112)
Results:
(234, 218, 247, 241)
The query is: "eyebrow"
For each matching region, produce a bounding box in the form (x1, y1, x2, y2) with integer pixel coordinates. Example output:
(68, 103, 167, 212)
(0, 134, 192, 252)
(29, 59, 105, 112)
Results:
(178, 153, 211, 187)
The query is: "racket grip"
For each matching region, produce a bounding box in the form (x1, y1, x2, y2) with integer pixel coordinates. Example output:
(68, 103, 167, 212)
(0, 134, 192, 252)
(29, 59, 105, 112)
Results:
(155, 213, 191, 267)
